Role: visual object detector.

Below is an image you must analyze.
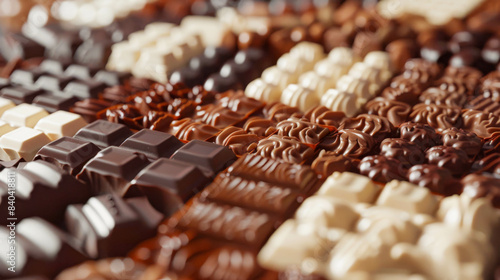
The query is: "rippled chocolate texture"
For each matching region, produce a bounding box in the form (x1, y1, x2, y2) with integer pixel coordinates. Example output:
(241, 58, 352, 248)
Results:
(466, 95, 500, 115)
(311, 150, 358, 176)
(473, 154, 500, 175)
(441, 127, 482, 158)
(304, 106, 346, 127)
(339, 114, 395, 144)
(419, 87, 467, 108)
(399, 122, 442, 149)
(276, 117, 329, 145)
(318, 129, 375, 158)
(402, 58, 442, 85)
(254, 135, 314, 164)
(408, 164, 460, 195)
(364, 97, 411, 127)
(359, 155, 407, 183)
(426, 146, 470, 177)
(462, 109, 500, 138)
(382, 78, 422, 105)
(380, 138, 425, 167)
(409, 103, 462, 130)
(215, 126, 260, 156)
(462, 173, 500, 207)
(243, 117, 277, 137)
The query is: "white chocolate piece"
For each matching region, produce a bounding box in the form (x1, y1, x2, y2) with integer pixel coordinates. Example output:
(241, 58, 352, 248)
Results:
(144, 22, 175, 38)
(106, 42, 139, 72)
(280, 84, 319, 112)
(377, 180, 438, 215)
(299, 71, 336, 98)
(261, 66, 299, 91)
(328, 47, 360, 66)
(321, 89, 360, 117)
(245, 78, 281, 103)
(318, 172, 379, 204)
(348, 62, 392, 85)
(437, 194, 499, 240)
(0, 127, 51, 161)
(1, 104, 49, 128)
(0, 121, 14, 136)
(295, 196, 360, 231)
(258, 219, 326, 271)
(128, 31, 160, 49)
(363, 51, 393, 73)
(34, 111, 88, 141)
(277, 54, 314, 74)
(314, 58, 350, 82)
(289, 42, 326, 64)
(0, 98, 15, 117)
(180, 16, 231, 46)
(336, 75, 380, 102)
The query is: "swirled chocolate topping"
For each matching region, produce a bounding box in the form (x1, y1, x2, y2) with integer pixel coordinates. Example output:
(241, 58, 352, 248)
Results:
(426, 146, 470, 176)
(359, 155, 407, 183)
(399, 122, 442, 149)
(311, 150, 358, 176)
(339, 114, 395, 144)
(304, 106, 346, 127)
(318, 129, 375, 158)
(409, 103, 462, 130)
(408, 164, 460, 195)
(419, 87, 467, 108)
(441, 127, 482, 158)
(364, 97, 411, 127)
(254, 135, 314, 164)
(215, 126, 261, 156)
(462, 109, 500, 138)
(276, 117, 329, 145)
(380, 138, 426, 167)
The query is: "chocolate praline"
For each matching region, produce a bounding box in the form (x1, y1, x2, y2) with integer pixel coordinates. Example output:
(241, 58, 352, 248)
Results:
(399, 122, 441, 149)
(363, 97, 411, 127)
(339, 114, 395, 144)
(382, 77, 422, 105)
(379, 138, 426, 167)
(408, 164, 461, 195)
(359, 155, 407, 183)
(441, 127, 482, 158)
(318, 129, 375, 158)
(409, 103, 462, 130)
(426, 146, 470, 177)
(461, 173, 500, 207)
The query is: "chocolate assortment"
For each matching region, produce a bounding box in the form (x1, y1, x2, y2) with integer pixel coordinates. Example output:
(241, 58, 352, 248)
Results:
(0, 0, 500, 279)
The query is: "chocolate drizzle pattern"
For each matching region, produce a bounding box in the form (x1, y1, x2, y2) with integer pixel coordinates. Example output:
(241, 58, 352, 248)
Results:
(318, 129, 375, 158)
(409, 103, 462, 130)
(339, 114, 394, 143)
(419, 87, 467, 108)
(379, 138, 425, 167)
(441, 127, 482, 158)
(364, 97, 411, 127)
(276, 118, 329, 145)
(466, 95, 500, 115)
(462, 109, 500, 138)
(399, 122, 442, 149)
(254, 135, 314, 164)
(304, 106, 346, 127)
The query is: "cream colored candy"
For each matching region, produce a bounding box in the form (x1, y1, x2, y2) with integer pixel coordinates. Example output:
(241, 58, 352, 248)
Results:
(377, 180, 438, 215)
(328, 233, 393, 278)
(437, 194, 499, 240)
(280, 84, 319, 112)
(417, 223, 494, 280)
(34, 111, 88, 141)
(180, 16, 231, 46)
(336, 75, 380, 102)
(295, 196, 360, 231)
(132, 48, 184, 83)
(363, 51, 393, 73)
(258, 219, 326, 271)
(144, 22, 175, 38)
(348, 62, 392, 85)
(244, 79, 281, 103)
(0, 98, 15, 117)
(0, 121, 14, 137)
(0, 127, 51, 161)
(314, 58, 350, 82)
(318, 172, 379, 204)
(277, 54, 314, 74)
(128, 31, 159, 49)
(357, 206, 436, 233)
(1, 104, 49, 128)
(320, 89, 360, 117)
(299, 71, 336, 99)
(328, 47, 360, 66)
(289, 42, 326, 64)
(261, 66, 299, 91)
(106, 42, 138, 72)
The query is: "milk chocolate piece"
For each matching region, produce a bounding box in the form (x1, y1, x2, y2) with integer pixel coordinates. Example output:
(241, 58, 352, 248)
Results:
(408, 164, 460, 195)
(380, 138, 426, 167)
(419, 87, 467, 108)
(74, 120, 133, 149)
(462, 173, 500, 207)
(364, 97, 411, 127)
(402, 58, 442, 85)
(304, 106, 346, 127)
(0, 218, 87, 278)
(382, 78, 421, 105)
(215, 126, 260, 156)
(200, 175, 300, 216)
(168, 119, 220, 141)
(318, 129, 375, 158)
(77, 147, 150, 195)
(71, 99, 113, 123)
(276, 117, 329, 145)
(409, 103, 462, 130)
(227, 154, 317, 193)
(32, 92, 79, 113)
(120, 129, 183, 160)
(399, 122, 441, 149)
(34, 137, 100, 176)
(174, 199, 276, 247)
(171, 140, 236, 178)
(359, 155, 407, 183)
(426, 146, 470, 177)
(441, 127, 482, 158)
(339, 114, 395, 144)
(312, 151, 358, 176)
(254, 135, 314, 164)
(263, 102, 302, 122)
(462, 109, 500, 138)
(65, 194, 162, 258)
(195, 104, 245, 129)
(466, 95, 500, 115)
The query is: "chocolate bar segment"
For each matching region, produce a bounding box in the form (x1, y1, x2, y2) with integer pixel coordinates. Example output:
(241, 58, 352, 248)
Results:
(120, 129, 183, 160)
(74, 120, 133, 149)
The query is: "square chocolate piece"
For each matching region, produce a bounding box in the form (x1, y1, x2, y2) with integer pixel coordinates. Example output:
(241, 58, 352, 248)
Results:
(120, 129, 183, 160)
(74, 120, 133, 149)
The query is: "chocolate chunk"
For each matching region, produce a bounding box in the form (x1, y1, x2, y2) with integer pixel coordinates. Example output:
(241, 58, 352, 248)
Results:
(9, 68, 46, 85)
(409, 103, 462, 130)
(64, 64, 100, 80)
(64, 80, 107, 99)
(318, 129, 375, 158)
(462, 109, 500, 138)
(120, 129, 183, 160)
(34, 137, 100, 176)
(379, 138, 426, 167)
(171, 140, 236, 178)
(359, 155, 407, 183)
(77, 147, 150, 195)
(364, 97, 411, 127)
(254, 135, 314, 164)
(35, 74, 75, 91)
(94, 70, 132, 86)
(276, 117, 329, 145)
(426, 146, 470, 177)
(461, 173, 500, 207)
(217, 90, 264, 116)
(215, 126, 260, 156)
(201, 175, 300, 216)
(129, 158, 209, 216)
(32, 92, 79, 113)
(70, 99, 113, 123)
(0, 218, 87, 278)
(65, 194, 162, 258)
(441, 127, 482, 158)
(408, 164, 460, 195)
(74, 120, 133, 149)
(339, 114, 395, 144)
(173, 199, 276, 247)
(399, 122, 441, 149)
(0, 86, 44, 104)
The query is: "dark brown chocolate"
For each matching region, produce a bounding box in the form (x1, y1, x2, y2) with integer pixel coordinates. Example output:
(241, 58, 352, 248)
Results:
(359, 155, 407, 183)
(426, 146, 470, 177)
(408, 164, 461, 195)
(74, 120, 133, 149)
(399, 122, 442, 149)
